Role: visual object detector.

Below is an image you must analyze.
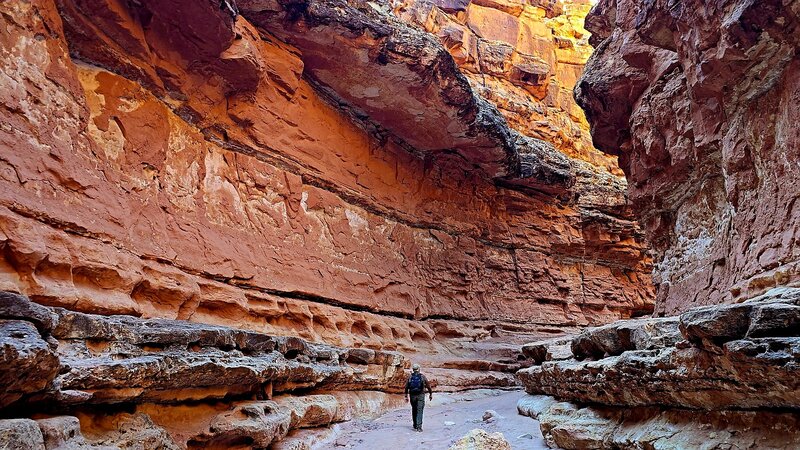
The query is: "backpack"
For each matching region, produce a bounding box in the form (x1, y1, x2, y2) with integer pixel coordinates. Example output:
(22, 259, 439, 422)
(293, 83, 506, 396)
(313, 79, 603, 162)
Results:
(408, 373, 424, 393)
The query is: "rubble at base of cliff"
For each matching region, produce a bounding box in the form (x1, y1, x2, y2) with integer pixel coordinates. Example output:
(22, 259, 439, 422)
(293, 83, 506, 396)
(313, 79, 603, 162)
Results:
(516, 287, 800, 449)
(0, 290, 526, 449)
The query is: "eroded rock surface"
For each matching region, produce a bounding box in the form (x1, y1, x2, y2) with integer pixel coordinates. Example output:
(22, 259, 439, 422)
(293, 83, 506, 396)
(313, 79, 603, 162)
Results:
(519, 395, 800, 450)
(517, 288, 800, 448)
(391, 0, 620, 175)
(0, 0, 651, 350)
(0, 319, 59, 408)
(1, 0, 655, 446)
(514, 0, 800, 446)
(0, 291, 410, 448)
(576, 0, 800, 314)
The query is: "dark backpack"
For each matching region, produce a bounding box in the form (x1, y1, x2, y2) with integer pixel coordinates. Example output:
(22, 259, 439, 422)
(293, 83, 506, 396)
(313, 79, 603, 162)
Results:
(408, 373, 423, 393)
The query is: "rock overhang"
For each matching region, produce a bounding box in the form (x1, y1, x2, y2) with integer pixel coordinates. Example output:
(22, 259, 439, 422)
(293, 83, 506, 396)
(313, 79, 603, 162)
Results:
(53, 0, 627, 201)
(237, 0, 587, 193)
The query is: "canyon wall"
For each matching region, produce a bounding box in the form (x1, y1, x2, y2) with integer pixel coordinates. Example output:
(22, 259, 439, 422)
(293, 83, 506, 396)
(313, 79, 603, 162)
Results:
(393, 0, 621, 174)
(575, 0, 800, 315)
(0, 0, 652, 352)
(0, 0, 654, 447)
(516, 0, 800, 448)
(518, 288, 800, 449)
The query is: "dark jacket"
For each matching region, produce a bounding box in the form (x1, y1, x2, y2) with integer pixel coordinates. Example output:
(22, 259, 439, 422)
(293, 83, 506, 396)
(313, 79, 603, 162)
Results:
(404, 372, 432, 396)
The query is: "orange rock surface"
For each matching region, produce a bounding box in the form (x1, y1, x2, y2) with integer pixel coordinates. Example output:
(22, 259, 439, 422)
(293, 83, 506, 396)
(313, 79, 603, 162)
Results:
(393, 0, 621, 174)
(0, 0, 652, 355)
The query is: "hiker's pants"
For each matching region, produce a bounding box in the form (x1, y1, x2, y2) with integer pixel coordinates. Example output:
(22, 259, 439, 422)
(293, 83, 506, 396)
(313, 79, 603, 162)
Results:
(410, 393, 425, 429)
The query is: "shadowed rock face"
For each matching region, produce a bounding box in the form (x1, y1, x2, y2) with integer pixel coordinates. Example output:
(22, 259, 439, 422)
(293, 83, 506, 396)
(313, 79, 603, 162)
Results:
(521, 295, 800, 410)
(518, 395, 800, 450)
(576, 0, 800, 315)
(240, 0, 520, 178)
(512, 0, 800, 446)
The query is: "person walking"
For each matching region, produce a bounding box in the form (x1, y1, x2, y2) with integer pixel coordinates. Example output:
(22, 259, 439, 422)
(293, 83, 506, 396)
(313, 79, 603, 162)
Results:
(404, 364, 432, 432)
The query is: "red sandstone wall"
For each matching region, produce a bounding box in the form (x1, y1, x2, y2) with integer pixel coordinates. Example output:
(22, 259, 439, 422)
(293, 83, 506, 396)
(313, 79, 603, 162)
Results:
(0, 0, 653, 350)
(577, 0, 800, 314)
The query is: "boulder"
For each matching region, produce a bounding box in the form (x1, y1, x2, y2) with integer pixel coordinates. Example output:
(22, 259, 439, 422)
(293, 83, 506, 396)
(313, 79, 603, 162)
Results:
(449, 429, 511, 450)
(0, 420, 45, 450)
(0, 320, 60, 408)
(521, 336, 574, 364)
(35, 416, 120, 450)
(571, 317, 680, 359)
(481, 409, 502, 422)
(516, 394, 559, 420)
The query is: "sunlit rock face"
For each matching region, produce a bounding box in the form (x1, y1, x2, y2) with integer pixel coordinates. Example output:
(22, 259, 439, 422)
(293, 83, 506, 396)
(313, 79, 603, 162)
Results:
(0, 0, 652, 347)
(576, 0, 800, 315)
(0, 2, 654, 442)
(0, 0, 655, 446)
(0, 0, 656, 445)
(392, 0, 620, 174)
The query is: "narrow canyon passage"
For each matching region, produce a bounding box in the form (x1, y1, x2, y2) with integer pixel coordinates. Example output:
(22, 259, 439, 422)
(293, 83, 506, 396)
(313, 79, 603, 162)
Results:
(2, 0, 800, 448)
(325, 391, 548, 449)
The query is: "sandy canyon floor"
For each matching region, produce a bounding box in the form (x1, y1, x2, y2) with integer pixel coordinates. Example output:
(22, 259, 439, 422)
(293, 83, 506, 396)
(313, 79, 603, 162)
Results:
(311, 390, 548, 449)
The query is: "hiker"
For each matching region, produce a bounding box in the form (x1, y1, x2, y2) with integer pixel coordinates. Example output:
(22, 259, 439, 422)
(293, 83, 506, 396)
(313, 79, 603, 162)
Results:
(404, 363, 432, 432)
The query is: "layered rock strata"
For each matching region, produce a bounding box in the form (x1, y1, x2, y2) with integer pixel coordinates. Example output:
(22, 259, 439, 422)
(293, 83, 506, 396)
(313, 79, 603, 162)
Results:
(517, 288, 800, 449)
(0, 290, 412, 448)
(0, 0, 651, 349)
(512, 0, 800, 446)
(519, 395, 800, 450)
(576, 0, 800, 314)
(1, 0, 656, 445)
(391, 0, 620, 175)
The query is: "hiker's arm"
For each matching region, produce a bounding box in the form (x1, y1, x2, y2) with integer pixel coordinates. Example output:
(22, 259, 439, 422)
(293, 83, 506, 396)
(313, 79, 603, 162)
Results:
(424, 375, 432, 397)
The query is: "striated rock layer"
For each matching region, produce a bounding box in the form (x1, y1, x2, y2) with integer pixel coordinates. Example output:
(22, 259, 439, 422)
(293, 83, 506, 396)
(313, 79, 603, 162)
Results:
(517, 288, 800, 449)
(0, 0, 654, 446)
(392, 0, 621, 175)
(0, 0, 652, 346)
(0, 291, 410, 448)
(519, 395, 800, 450)
(576, 0, 800, 315)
